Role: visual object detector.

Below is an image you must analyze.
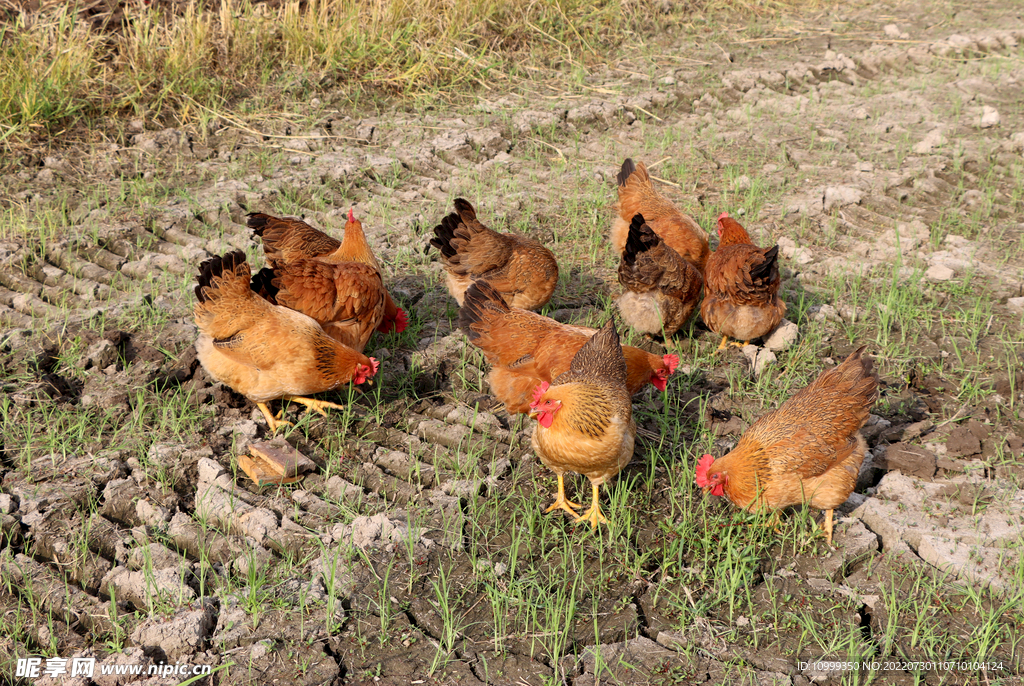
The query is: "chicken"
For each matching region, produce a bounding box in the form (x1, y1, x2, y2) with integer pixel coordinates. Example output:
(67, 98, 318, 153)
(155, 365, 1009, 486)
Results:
(617, 213, 703, 338)
(612, 158, 710, 273)
(194, 251, 378, 433)
(248, 210, 408, 335)
(529, 318, 636, 528)
(700, 212, 785, 351)
(250, 260, 385, 352)
(458, 280, 679, 413)
(429, 198, 559, 310)
(695, 347, 878, 543)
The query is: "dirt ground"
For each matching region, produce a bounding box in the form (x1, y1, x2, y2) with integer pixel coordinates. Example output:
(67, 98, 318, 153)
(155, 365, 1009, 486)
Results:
(2, 1, 1024, 685)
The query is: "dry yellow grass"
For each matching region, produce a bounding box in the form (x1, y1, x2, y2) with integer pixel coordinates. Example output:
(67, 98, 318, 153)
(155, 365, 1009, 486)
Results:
(0, 0, 823, 148)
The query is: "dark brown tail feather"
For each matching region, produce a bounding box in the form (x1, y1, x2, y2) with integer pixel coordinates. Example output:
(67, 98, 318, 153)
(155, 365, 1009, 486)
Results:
(617, 158, 637, 187)
(195, 250, 247, 303)
(749, 245, 780, 283)
(457, 280, 509, 342)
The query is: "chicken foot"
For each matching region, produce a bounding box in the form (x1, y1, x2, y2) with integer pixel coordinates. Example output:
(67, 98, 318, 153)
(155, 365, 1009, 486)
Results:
(544, 474, 582, 516)
(256, 402, 294, 433)
(574, 483, 608, 529)
(281, 396, 348, 417)
(714, 335, 751, 352)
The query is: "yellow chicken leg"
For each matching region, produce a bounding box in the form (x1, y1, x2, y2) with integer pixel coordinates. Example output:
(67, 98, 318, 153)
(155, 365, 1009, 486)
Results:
(714, 334, 731, 352)
(257, 402, 294, 433)
(574, 483, 608, 529)
(281, 396, 347, 417)
(732, 339, 750, 348)
(544, 474, 582, 516)
(821, 509, 835, 545)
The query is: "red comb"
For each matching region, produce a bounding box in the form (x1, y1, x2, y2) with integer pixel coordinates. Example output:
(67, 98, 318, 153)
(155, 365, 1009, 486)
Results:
(394, 308, 408, 333)
(663, 354, 679, 374)
(695, 454, 715, 487)
(369, 357, 380, 375)
(717, 211, 730, 221)
(530, 382, 550, 406)
(347, 208, 355, 222)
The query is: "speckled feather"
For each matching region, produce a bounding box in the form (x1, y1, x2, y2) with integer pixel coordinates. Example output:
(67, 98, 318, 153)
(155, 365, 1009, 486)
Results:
(617, 214, 703, 336)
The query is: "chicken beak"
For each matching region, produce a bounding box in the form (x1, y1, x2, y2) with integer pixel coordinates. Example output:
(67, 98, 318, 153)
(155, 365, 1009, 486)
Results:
(528, 409, 539, 419)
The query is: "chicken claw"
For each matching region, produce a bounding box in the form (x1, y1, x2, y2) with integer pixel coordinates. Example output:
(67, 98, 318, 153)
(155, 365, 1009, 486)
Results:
(257, 402, 294, 433)
(544, 474, 582, 516)
(714, 335, 751, 352)
(574, 484, 608, 529)
(282, 396, 347, 417)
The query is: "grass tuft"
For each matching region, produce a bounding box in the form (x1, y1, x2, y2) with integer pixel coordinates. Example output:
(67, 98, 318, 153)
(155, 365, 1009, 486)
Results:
(2, 0, 821, 148)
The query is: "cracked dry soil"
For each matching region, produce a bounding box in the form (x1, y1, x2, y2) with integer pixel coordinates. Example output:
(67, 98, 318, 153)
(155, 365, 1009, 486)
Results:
(2, 2, 1024, 685)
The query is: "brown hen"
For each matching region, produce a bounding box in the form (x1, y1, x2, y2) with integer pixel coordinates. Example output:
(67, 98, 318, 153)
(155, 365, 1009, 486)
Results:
(251, 260, 385, 353)
(194, 251, 378, 433)
(529, 318, 636, 528)
(248, 210, 408, 335)
(700, 213, 785, 350)
(430, 199, 559, 310)
(617, 213, 703, 338)
(612, 158, 710, 273)
(458, 281, 679, 414)
(696, 347, 878, 543)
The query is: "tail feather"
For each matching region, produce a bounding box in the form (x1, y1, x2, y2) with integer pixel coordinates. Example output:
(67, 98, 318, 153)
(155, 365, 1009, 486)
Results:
(194, 251, 262, 340)
(195, 251, 251, 303)
(457, 280, 510, 342)
(430, 212, 462, 261)
(834, 345, 879, 404)
(618, 213, 664, 293)
(568, 318, 627, 386)
(453, 198, 477, 222)
(617, 158, 637, 187)
(246, 212, 273, 237)
(250, 267, 280, 302)
(621, 213, 659, 266)
(749, 245, 780, 283)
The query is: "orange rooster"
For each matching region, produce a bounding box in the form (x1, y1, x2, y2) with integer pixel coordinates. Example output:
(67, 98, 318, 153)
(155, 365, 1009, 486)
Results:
(695, 347, 878, 543)
(700, 213, 785, 351)
(617, 213, 703, 338)
(194, 251, 378, 433)
(429, 198, 559, 310)
(250, 260, 385, 353)
(458, 280, 679, 413)
(612, 158, 709, 273)
(529, 318, 636, 528)
(248, 210, 408, 335)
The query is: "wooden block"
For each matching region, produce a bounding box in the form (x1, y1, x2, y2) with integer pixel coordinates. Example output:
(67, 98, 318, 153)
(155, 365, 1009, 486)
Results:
(248, 440, 316, 478)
